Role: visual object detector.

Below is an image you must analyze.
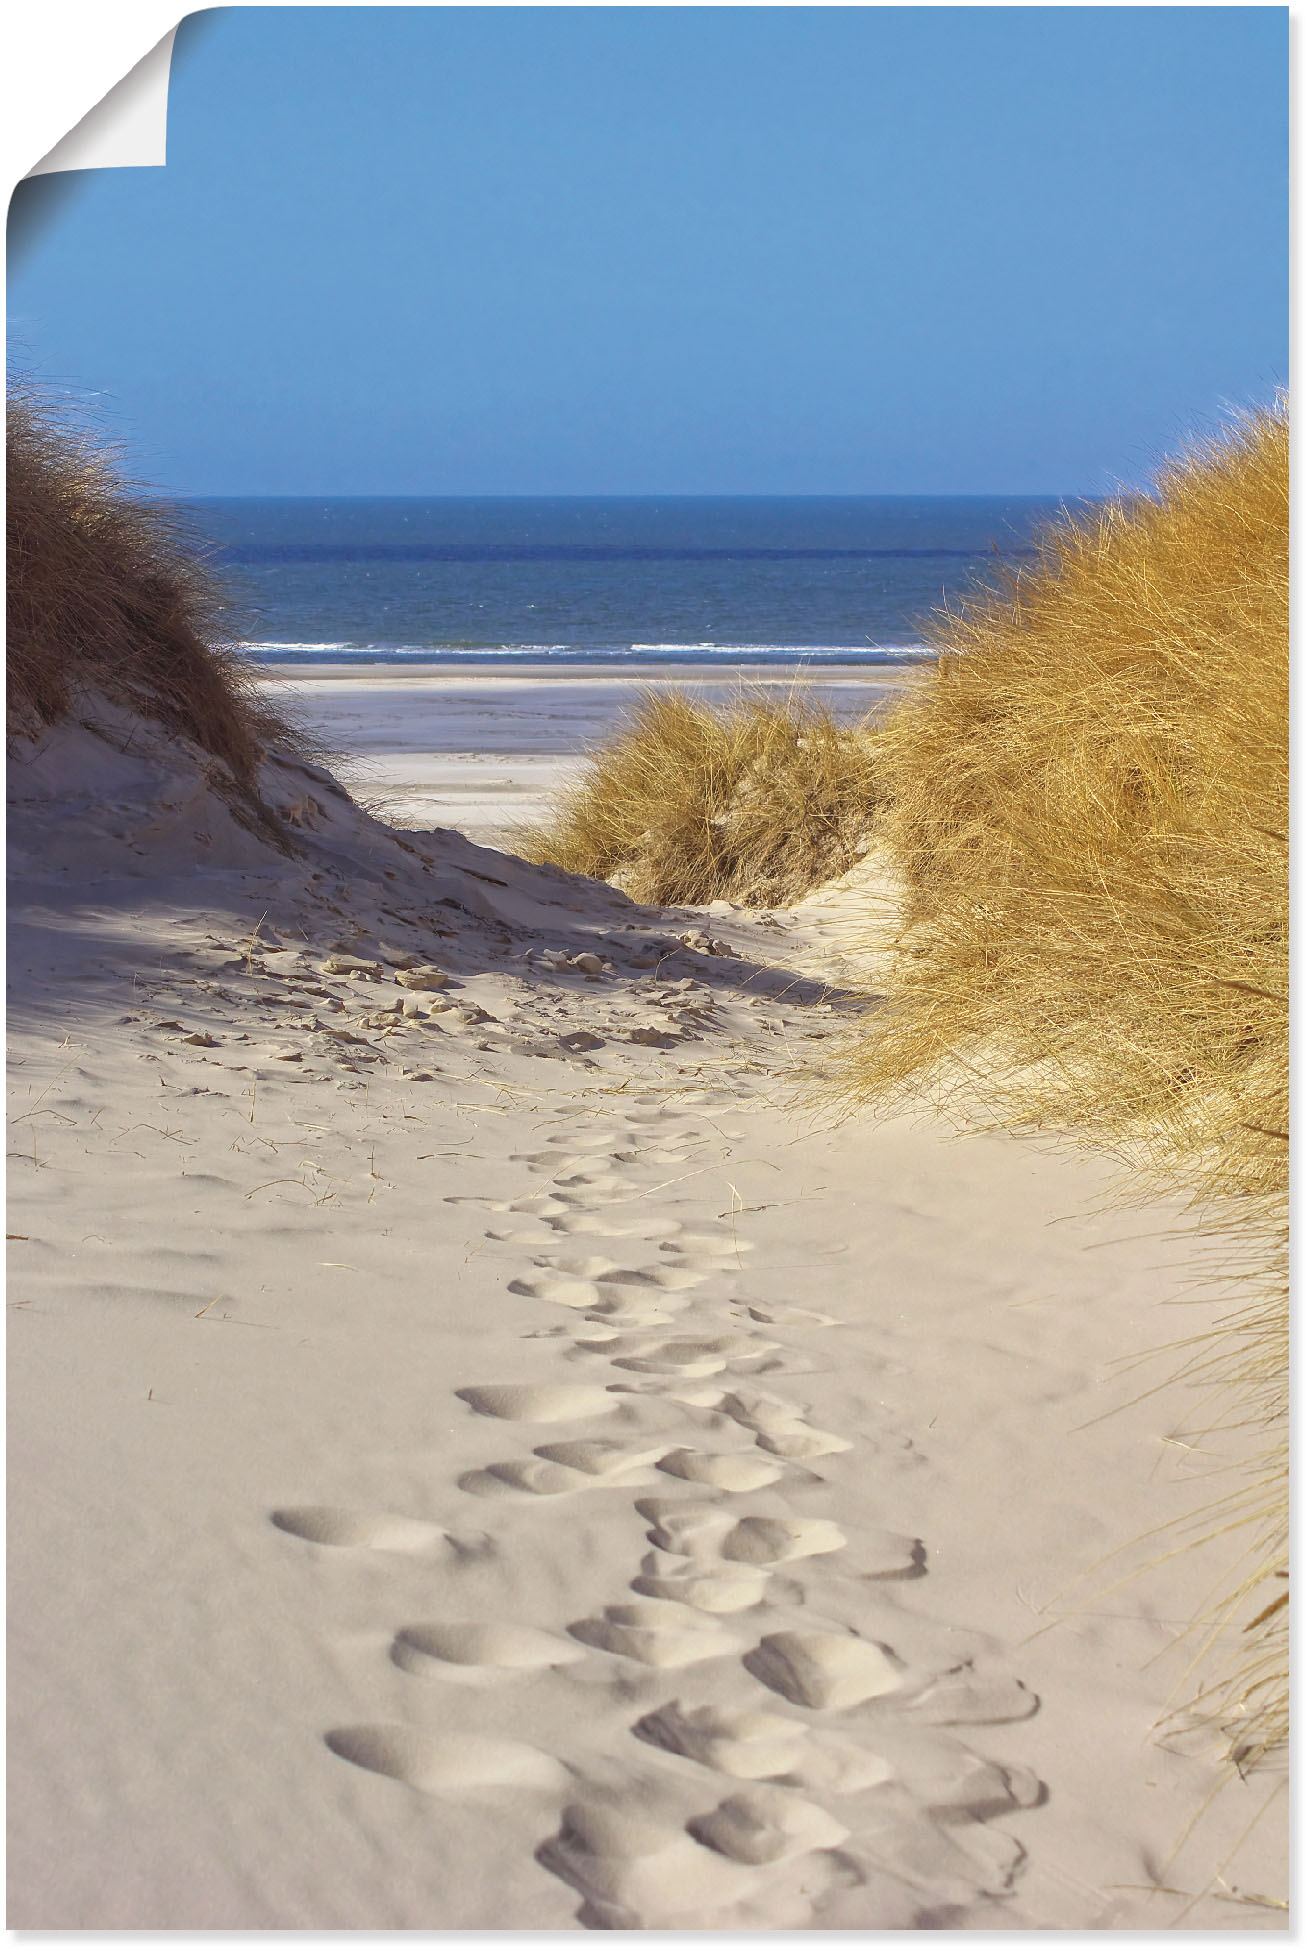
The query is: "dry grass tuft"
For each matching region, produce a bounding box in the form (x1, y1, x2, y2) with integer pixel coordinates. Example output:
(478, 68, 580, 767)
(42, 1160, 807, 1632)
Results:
(843, 400, 1287, 1766)
(521, 685, 882, 906)
(7, 383, 294, 792)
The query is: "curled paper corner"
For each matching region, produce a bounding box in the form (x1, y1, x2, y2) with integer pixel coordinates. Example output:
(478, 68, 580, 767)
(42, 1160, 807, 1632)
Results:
(27, 24, 179, 177)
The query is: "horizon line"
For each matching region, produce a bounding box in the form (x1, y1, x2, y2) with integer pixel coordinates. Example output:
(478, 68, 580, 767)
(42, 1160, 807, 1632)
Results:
(178, 488, 1096, 502)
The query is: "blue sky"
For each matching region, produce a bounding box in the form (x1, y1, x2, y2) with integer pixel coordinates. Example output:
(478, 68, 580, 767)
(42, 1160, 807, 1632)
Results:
(7, 6, 1286, 495)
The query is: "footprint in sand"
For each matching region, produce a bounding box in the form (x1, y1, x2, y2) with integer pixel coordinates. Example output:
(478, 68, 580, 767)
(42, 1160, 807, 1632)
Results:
(459, 1437, 667, 1499)
(530, 1262, 709, 1309)
(444, 1193, 581, 1215)
(630, 1557, 771, 1613)
(743, 1302, 838, 1328)
(633, 1700, 813, 1779)
(620, 1504, 844, 1607)
(487, 1224, 571, 1246)
(613, 1378, 736, 1409)
(531, 1252, 620, 1278)
(655, 1448, 786, 1492)
(603, 1265, 707, 1292)
(390, 1621, 586, 1682)
(532, 1253, 706, 1294)
(549, 1212, 677, 1240)
(534, 1437, 668, 1477)
(585, 1322, 692, 1353)
(570, 1327, 668, 1356)
(612, 1334, 779, 1377)
(270, 1506, 445, 1553)
(551, 1172, 635, 1195)
(508, 1273, 603, 1309)
(538, 1797, 843, 1930)
(661, 1225, 755, 1258)
(326, 1725, 568, 1795)
(848, 1802, 1027, 1904)
(896, 1664, 1039, 1727)
(781, 1738, 904, 1795)
(579, 1301, 697, 1335)
(664, 1492, 821, 1548)
(847, 1726, 1042, 1818)
(537, 1802, 755, 1928)
(753, 1424, 853, 1460)
(459, 1459, 599, 1497)
(455, 1383, 620, 1422)
(635, 1497, 739, 1558)
(568, 1600, 741, 1669)
(688, 1785, 850, 1865)
(632, 1699, 900, 1796)
(717, 1389, 854, 1459)
(610, 1382, 846, 1455)
(509, 1150, 602, 1169)
(718, 1513, 847, 1566)
(612, 1348, 729, 1379)
(743, 1631, 907, 1710)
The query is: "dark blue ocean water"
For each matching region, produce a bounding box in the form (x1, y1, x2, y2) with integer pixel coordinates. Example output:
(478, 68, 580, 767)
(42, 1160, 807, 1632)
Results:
(189, 496, 1067, 666)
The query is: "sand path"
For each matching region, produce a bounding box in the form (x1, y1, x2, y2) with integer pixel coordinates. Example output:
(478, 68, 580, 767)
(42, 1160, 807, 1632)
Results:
(6, 707, 1286, 1928)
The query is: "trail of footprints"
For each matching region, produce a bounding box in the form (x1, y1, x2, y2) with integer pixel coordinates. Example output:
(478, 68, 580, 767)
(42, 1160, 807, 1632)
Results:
(273, 1089, 1044, 1928)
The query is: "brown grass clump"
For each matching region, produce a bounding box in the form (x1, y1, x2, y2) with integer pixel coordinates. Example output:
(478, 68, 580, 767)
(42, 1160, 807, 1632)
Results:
(7, 384, 292, 791)
(844, 400, 1287, 1766)
(521, 686, 882, 906)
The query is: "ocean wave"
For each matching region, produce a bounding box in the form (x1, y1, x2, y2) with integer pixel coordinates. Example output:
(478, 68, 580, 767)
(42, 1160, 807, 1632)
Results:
(241, 640, 932, 661)
(627, 642, 933, 659)
(242, 641, 359, 654)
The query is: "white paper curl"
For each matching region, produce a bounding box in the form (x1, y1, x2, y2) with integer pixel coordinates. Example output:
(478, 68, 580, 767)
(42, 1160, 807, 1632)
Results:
(26, 25, 177, 177)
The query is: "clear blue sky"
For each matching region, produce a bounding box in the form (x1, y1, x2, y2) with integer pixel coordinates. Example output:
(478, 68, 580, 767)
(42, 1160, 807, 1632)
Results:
(7, 5, 1286, 495)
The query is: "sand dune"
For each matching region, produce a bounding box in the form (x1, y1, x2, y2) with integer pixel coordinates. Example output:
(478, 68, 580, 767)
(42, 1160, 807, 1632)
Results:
(7, 699, 1286, 1928)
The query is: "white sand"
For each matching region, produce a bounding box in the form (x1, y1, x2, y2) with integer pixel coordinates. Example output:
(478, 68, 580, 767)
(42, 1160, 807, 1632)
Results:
(7, 693, 1286, 1929)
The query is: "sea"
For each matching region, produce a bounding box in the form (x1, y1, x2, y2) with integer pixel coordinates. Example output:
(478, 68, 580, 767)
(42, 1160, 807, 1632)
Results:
(187, 496, 1067, 667)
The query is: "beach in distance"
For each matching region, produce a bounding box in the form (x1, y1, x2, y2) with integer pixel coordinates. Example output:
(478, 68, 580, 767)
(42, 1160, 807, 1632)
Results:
(213, 494, 957, 832)
(256, 660, 918, 840)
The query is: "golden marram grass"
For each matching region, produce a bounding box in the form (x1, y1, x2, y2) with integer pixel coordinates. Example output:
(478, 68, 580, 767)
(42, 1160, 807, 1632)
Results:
(842, 400, 1287, 1768)
(845, 403, 1286, 1195)
(520, 685, 882, 908)
(6, 384, 294, 795)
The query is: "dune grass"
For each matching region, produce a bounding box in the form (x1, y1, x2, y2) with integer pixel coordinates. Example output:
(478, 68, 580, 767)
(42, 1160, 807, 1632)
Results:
(7, 384, 293, 793)
(520, 685, 883, 907)
(844, 401, 1287, 1766)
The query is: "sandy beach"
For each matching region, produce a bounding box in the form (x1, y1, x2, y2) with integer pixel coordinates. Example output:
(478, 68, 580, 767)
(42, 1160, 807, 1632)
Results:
(10, 1, 1285, 1923)
(7, 686, 1287, 1929)
(256, 661, 919, 843)
(2, 0, 1286, 1917)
